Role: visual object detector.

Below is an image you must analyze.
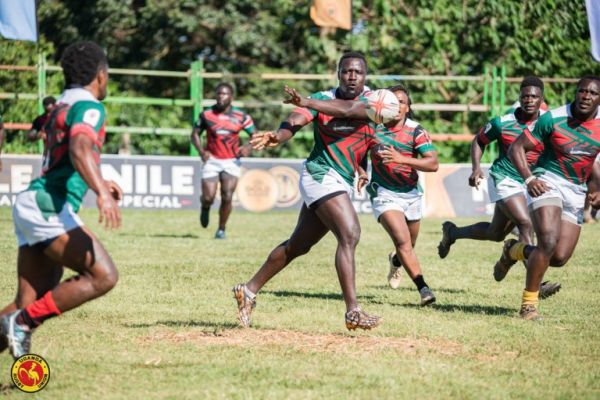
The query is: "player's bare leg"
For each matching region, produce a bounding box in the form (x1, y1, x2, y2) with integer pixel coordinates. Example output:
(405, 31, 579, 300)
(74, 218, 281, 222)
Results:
(314, 193, 381, 330)
(439, 203, 513, 259)
(1, 227, 118, 357)
(381, 212, 435, 305)
(234, 204, 328, 327)
(0, 246, 63, 353)
(200, 177, 218, 228)
(215, 172, 238, 239)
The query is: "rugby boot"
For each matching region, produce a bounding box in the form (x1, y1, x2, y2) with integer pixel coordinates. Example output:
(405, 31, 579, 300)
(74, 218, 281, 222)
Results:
(519, 304, 541, 321)
(215, 229, 226, 239)
(200, 207, 210, 228)
(232, 284, 256, 328)
(419, 286, 436, 306)
(437, 221, 456, 259)
(387, 252, 402, 289)
(0, 310, 32, 359)
(540, 281, 561, 300)
(345, 307, 381, 331)
(493, 239, 519, 282)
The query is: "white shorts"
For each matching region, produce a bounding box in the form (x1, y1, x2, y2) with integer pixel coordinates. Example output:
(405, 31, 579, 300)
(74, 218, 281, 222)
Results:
(299, 162, 352, 208)
(527, 171, 586, 225)
(202, 157, 242, 179)
(488, 176, 527, 203)
(370, 185, 423, 221)
(13, 190, 84, 247)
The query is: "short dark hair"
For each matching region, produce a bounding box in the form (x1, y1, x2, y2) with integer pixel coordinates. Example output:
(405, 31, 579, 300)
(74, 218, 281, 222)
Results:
(60, 41, 108, 88)
(386, 83, 415, 120)
(42, 96, 56, 106)
(215, 82, 234, 94)
(577, 75, 600, 88)
(520, 76, 544, 92)
(338, 52, 367, 71)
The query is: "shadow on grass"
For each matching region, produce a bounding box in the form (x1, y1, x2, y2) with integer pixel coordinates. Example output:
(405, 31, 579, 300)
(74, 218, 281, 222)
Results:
(369, 285, 466, 294)
(382, 302, 514, 316)
(124, 320, 239, 329)
(117, 232, 199, 239)
(262, 290, 375, 301)
(0, 383, 16, 394)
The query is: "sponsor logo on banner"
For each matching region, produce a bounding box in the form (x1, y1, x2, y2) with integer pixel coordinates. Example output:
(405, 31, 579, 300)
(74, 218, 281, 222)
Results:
(0, 155, 492, 217)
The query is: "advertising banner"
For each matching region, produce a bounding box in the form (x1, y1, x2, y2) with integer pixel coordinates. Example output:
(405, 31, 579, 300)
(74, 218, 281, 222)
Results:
(0, 155, 493, 217)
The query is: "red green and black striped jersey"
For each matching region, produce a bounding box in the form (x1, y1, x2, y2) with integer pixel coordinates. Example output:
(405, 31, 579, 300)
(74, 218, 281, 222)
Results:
(28, 88, 106, 212)
(293, 88, 375, 186)
(367, 118, 435, 194)
(194, 106, 255, 159)
(477, 110, 545, 183)
(525, 104, 600, 185)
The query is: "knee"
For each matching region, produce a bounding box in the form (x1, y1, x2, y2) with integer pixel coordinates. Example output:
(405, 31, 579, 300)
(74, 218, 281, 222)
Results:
(221, 191, 234, 204)
(92, 262, 119, 295)
(283, 239, 311, 259)
(549, 251, 570, 267)
(489, 230, 506, 242)
(537, 233, 559, 256)
(395, 242, 414, 257)
(201, 195, 214, 205)
(339, 225, 361, 248)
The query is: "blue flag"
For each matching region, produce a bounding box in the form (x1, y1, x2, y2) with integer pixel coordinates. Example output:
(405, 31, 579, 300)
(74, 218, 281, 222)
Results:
(0, 0, 37, 42)
(587, 0, 600, 62)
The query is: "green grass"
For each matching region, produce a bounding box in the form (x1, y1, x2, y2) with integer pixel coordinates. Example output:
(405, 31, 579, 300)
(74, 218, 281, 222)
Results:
(0, 208, 599, 399)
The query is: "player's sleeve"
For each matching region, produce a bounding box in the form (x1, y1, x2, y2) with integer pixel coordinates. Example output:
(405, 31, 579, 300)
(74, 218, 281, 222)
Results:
(66, 101, 105, 141)
(291, 91, 325, 122)
(193, 112, 207, 131)
(476, 117, 500, 146)
(414, 126, 436, 155)
(524, 112, 552, 146)
(242, 113, 256, 135)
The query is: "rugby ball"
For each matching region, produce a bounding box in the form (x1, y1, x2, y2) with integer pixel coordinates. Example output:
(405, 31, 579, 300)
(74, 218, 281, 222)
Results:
(365, 89, 400, 124)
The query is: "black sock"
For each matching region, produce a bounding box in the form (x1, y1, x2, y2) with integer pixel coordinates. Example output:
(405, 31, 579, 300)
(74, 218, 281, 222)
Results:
(16, 309, 40, 329)
(412, 275, 427, 291)
(392, 254, 402, 267)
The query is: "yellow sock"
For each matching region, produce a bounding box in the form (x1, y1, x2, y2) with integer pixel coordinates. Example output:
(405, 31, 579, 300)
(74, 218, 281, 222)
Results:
(522, 289, 539, 306)
(509, 242, 527, 261)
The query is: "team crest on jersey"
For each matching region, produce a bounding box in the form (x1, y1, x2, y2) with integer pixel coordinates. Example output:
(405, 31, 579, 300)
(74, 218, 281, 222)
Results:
(484, 123, 492, 133)
(83, 109, 101, 126)
(11, 354, 50, 393)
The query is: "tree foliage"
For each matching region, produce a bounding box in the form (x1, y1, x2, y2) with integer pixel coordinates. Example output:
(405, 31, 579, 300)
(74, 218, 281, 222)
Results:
(1, 0, 598, 161)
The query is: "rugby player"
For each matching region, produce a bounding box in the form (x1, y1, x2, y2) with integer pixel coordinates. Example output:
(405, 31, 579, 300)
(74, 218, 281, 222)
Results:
(0, 41, 121, 358)
(500, 76, 600, 320)
(283, 84, 439, 306)
(437, 77, 545, 281)
(191, 83, 255, 239)
(27, 96, 57, 142)
(233, 52, 381, 331)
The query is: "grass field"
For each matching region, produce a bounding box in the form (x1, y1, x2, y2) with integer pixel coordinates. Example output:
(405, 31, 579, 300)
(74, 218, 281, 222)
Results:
(0, 207, 599, 399)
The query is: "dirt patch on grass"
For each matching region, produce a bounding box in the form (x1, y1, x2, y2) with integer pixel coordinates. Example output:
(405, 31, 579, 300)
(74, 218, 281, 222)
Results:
(141, 328, 463, 356)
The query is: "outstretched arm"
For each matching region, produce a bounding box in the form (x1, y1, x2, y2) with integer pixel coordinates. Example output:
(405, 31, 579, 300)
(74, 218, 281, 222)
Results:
(250, 111, 310, 150)
(283, 85, 367, 119)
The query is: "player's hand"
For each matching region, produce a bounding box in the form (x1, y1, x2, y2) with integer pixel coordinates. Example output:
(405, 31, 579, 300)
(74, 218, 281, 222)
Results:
(283, 85, 309, 107)
(526, 178, 548, 197)
(356, 174, 369, 193)
(106, 180, 123, 201)
(379, 146, 405, 164)
(200, 151, 212, 162)
(250, 131, 279, 150)
(238, 144, 252, 158)
(96, 191, 121, 230)
(469, 168, 484, 188)
(589, 191, 600, 209)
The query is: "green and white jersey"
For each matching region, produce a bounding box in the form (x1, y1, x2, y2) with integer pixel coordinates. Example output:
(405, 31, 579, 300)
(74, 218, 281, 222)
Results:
(476, 110, 544, 184)
(292, 88, 375, 186)
(28, 88, 106, 214)
(526, 104, 600, 185)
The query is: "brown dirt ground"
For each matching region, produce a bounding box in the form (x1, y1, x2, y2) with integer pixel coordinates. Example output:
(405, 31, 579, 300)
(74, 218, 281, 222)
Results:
(140, 328, 464, 356)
